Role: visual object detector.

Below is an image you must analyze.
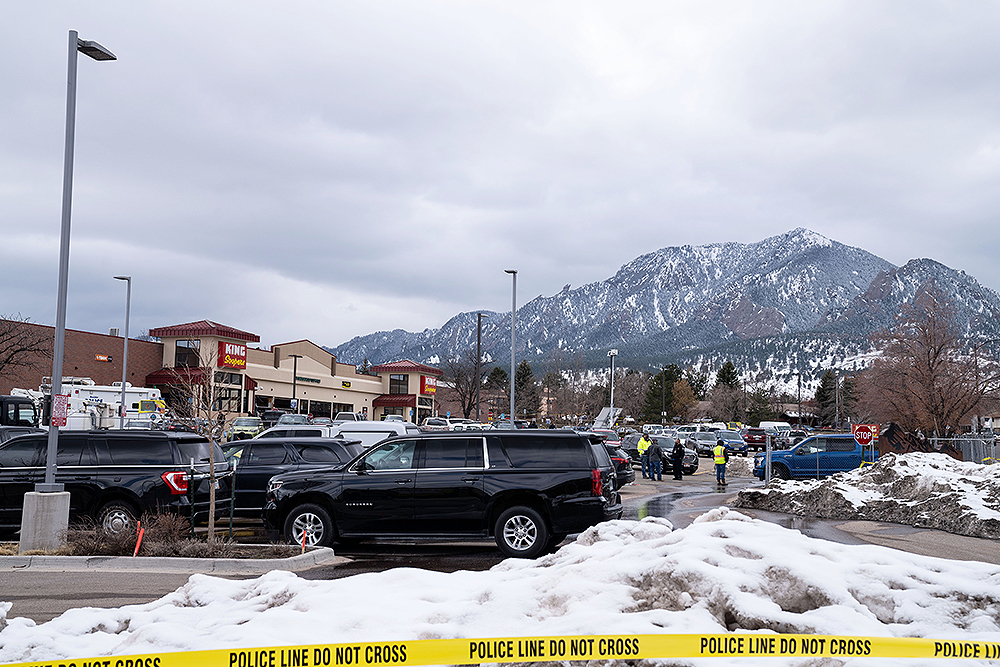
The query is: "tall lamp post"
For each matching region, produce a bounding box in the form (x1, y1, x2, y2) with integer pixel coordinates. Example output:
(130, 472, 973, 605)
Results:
(608, 349, 618, 425)
(289, 354, 303, 413)
(114, 276, 131, 429)
(505, 269, 517, 427)
(24, 31, 115, 553)
(475, 313, 488, 422)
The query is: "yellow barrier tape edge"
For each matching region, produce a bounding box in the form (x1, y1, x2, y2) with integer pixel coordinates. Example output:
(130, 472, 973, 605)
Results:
(5, 633, 1000, 666)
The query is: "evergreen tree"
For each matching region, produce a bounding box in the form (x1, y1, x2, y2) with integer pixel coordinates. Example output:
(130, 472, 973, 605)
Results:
(715, 361, 740, 389)
(745, 387, 775, 425)
(815, 370, 838, 426)
(684, 367, 710, 400)
(642, 364, 682, 423)
(514, 360, 541, 418)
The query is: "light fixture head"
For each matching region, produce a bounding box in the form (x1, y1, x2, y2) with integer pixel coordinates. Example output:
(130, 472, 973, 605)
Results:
(77, 38, 116, 61)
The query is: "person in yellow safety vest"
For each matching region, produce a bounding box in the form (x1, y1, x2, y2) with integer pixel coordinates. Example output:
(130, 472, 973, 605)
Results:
(638, 433, 653, 479)
(713, 441, 728, 485)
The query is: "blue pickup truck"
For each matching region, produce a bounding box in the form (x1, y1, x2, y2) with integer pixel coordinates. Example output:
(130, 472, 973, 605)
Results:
(752, 433, 878, 480)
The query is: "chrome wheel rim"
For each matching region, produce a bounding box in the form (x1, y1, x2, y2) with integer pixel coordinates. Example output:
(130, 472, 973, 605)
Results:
(291, 512, 325, 547)
(102, 508, 133, 534)
(502, 515, 537, 552)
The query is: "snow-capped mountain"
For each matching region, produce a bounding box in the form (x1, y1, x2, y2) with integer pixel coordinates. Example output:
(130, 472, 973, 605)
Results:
(330, 229, 1000, 386)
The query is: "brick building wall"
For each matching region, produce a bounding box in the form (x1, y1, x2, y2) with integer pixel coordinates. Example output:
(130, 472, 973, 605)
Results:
(0, 319, 164, 394)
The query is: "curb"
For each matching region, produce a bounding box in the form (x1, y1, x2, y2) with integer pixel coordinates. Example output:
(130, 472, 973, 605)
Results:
(0, 546, 344, 574)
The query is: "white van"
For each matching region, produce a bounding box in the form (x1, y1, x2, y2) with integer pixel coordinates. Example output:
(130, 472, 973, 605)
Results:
(330, 421, 421, 448)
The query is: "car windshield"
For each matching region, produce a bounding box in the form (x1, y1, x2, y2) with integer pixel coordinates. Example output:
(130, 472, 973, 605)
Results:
(696, 433, 716, 441)
(234, 418, 260, 427)
(719, 431, 741, 439)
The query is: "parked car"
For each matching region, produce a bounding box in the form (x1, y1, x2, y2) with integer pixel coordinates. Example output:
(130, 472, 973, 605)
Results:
(743, 427, 768, 452)
(276, 414, 311, 426)
(229, 416, 263, 440)
(715, 430, 747, 457)
(382, 415, 405, 422)
(256, 424, 343, 439)
(787, 429, 808, 445)
(0, 425, 43, 444)
(0, 430, 230, 534)
(329, 420, 422, 448)
(334, 412, 360, 421)
(648, 435, 699, 475)
(259, 409, 287, 429)
(223, 436, 364, 518)
(592, 428, 621, 447)
(621, 433, 643, 462)
(604, 443, 636, 488)
(687, 431, 719, 457)
(264, 430, 623, 558)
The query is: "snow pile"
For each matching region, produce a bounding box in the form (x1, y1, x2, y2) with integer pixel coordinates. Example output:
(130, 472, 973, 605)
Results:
(733, 453, 1000, 538)
(726, 456, 754, 477)
(3, 511, 1000, 666)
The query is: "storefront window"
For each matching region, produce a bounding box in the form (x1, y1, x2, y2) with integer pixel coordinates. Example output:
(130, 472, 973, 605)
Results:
(389, 374, 408, 395)
(175, 339, 201, 367)
(213, 388, 241, 412)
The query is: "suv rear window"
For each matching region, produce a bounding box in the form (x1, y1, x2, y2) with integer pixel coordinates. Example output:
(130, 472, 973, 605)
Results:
(106, 437, 174, 465)
(175, 437, 224, 466)
(501, 435, 589, 468)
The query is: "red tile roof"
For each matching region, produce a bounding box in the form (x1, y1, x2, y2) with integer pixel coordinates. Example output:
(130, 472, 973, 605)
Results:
(370, 359, 442, 376)
(148, 320, 260, 343)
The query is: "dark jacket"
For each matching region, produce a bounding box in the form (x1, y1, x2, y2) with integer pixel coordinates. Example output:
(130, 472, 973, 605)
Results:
(671, 440, 685, 462)
(647, 441, 663, 461)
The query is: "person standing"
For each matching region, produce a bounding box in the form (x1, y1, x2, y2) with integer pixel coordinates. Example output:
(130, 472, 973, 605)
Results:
(713, 440, 728, 485)
(638, 433, 653, 479)
(646, 437, 663, 481)
(671, 437, 685, 480)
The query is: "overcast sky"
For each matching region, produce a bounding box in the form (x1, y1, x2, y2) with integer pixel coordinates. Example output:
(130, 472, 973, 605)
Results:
(4, 2, 1000, 350)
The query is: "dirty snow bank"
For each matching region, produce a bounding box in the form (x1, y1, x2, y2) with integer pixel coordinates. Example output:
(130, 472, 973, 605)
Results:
(726, 456, 754, 477)
(3, 510, 1000, 666)
(733, 452, 1000, 538)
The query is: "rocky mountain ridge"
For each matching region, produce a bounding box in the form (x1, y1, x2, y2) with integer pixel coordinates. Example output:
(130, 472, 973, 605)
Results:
(330, 229, 1000, 389)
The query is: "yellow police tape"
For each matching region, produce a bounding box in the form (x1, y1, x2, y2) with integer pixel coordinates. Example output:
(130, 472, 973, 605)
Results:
(5, 633, 1000, 666)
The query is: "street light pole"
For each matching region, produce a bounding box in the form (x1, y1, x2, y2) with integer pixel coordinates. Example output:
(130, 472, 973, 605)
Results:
(290, 354, 303, 413)
(114, 276, 131, 429)
(475, 313, 488, 421)
(505, 270, 517, 427)
(608, 349, 618, 423)
(23, 31, 115, 553)
(42, 30, 116, 491)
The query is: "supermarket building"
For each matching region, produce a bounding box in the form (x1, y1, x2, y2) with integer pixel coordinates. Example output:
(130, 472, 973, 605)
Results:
(4, 318, 441, 423)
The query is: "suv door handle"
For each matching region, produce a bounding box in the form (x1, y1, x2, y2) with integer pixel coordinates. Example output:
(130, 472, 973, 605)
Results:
(462, 476, 481, 483)
(394, 478, 409, 485)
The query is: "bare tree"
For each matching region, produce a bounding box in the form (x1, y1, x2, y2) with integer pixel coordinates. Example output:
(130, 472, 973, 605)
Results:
(859, 287, 1000, 435)
(671, 379, 698, 420)
(0, 315, 52, 380)
(440, 349, 487, 419)
(161, 346, 236, 543)
(615, 370, 650, 423)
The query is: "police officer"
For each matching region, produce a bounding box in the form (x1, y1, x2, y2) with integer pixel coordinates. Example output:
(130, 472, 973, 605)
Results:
(713, 440, 728, 485)
(638, 433, 653, 479)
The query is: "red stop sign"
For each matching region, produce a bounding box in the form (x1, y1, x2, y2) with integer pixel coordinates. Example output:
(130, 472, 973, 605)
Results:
(853, 424, 873, 446)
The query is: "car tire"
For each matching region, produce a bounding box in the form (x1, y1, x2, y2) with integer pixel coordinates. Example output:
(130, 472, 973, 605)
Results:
(97, 500, 138, 535)
(495, 506, 549, 559)
(772, 464, 791, 480)
(284, 503, 334, 548)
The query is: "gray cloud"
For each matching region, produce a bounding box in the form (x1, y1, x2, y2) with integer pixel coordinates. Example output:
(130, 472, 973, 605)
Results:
(4, 1, 1000, 350)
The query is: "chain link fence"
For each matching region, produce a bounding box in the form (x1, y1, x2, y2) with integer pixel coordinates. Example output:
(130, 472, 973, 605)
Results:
(927, 435, 998, 464)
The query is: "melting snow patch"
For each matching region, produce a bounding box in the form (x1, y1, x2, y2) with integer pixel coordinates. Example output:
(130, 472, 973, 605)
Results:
(733, 453, 1000, 538)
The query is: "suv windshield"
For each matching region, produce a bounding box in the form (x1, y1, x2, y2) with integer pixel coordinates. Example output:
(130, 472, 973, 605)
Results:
(234, 418, 260, 427)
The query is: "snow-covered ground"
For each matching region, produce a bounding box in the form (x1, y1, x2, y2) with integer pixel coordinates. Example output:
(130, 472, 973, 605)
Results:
(733, 452, 1000, 539)
(3, 509, 1000, 666)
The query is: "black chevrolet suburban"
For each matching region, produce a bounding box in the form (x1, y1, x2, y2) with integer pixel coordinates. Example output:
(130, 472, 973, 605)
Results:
(264, 430, 623, 558)
(0, 430, 231, 534)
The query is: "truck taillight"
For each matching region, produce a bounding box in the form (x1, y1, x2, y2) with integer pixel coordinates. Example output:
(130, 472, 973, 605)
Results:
(161, 471, 188, 495)
(591, 469, 603, 496)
